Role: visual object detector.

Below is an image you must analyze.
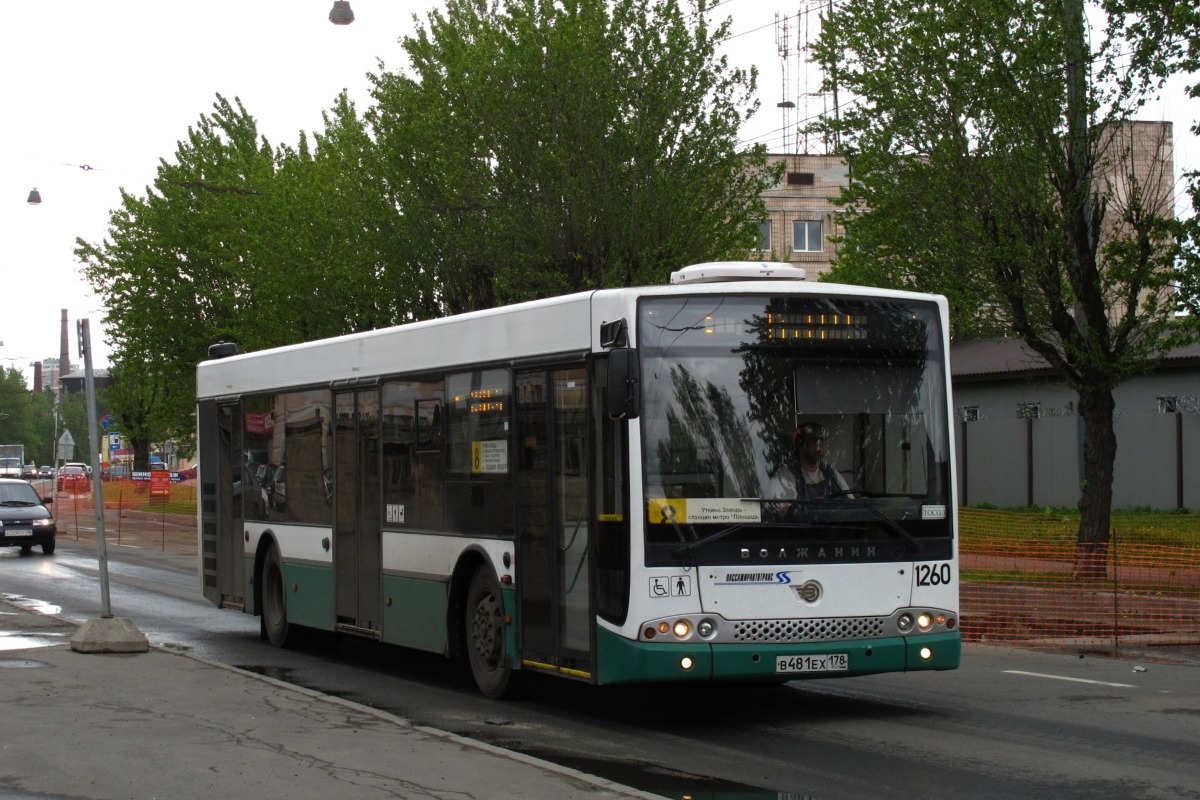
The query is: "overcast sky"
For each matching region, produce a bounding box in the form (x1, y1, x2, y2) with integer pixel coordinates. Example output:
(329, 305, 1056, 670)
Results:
(1, 1, 1193, 387)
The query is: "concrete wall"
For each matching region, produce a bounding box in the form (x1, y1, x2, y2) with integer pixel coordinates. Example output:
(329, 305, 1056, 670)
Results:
(957, 412, 1200, 510)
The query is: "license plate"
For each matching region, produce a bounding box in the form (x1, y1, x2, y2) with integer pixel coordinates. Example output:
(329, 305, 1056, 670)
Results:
(3, 529, 33, 537)
(776, 653, 849, 673)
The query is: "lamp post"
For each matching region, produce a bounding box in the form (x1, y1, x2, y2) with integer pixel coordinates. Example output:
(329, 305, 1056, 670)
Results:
(329, 1, 354, 24)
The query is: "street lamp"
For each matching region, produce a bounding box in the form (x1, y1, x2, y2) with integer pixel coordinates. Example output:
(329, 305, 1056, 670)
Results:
(329, 1, 354, 24)
(27, 188, 41, 205)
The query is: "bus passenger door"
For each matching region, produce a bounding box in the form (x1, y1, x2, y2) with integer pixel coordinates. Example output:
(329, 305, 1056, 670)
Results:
(199, 401, 245, 607)
(333, 389, 382, 633)
(515, 367, 592, 676)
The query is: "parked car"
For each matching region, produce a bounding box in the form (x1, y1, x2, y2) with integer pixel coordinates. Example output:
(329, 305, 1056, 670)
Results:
(56, 464, 90, 492)
(102, 464, 131, 481)
(0, 477, 56, 554)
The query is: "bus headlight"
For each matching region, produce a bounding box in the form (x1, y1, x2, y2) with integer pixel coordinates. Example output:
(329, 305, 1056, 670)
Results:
(673, 619, 691, 638)
(916, 612, 933, 631)
(919, 647, 933, 661)
(897, 612, 914, 632)
(696, 618, 716, 638)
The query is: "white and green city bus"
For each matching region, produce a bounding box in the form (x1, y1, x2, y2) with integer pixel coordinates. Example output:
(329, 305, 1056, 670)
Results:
(196, 262, 960, 697)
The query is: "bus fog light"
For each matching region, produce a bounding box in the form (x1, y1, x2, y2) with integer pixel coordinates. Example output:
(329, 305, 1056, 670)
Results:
(917, 613, 933, 631)
(897, 613, 914, 632)
(919, 646, 933, 661)
(680, 656, 695, 671)
(697, 619, 716, 638)
(673, 619, 691, 638)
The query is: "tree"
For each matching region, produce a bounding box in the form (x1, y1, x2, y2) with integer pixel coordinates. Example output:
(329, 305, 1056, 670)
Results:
(810, 0, 1198, 575)
(55, 391, 97, 467)
(0, 368, 39, 457)
(367, 0, 777, 312)
(77, 95, 408, 443)
(78, 0, 776, 451)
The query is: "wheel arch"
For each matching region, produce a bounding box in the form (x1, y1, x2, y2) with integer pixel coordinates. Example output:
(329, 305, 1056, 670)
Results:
(447, 546, 493, 661)
(252, 530, 281, 618)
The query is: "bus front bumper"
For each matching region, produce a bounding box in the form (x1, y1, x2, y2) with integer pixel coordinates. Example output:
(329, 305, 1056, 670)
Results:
(595, 627, 961, 685)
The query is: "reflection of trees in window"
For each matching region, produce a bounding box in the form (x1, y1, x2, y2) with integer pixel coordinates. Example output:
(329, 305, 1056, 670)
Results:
(656, 364, 759, 498)
(381, 381, 445, 530)
(738, 298, 933, 489)
(282, 390, 332, 525)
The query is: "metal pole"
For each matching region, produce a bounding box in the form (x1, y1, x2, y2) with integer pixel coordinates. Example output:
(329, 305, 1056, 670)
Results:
(78, 320, 112, 618)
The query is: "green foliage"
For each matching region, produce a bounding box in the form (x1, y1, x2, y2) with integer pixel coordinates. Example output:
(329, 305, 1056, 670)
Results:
(76, 1, 774, 447)
(0, 369, 42, 459)
(367, 0, 775, 311)
(810, 0, 1199, 549)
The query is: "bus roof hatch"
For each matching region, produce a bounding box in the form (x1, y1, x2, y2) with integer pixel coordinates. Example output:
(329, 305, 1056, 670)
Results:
(668, 262, 806, 285)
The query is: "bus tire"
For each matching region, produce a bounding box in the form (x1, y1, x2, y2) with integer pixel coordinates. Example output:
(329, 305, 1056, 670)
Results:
(465, 566, 512, 698)
(261, 545, 300, 648)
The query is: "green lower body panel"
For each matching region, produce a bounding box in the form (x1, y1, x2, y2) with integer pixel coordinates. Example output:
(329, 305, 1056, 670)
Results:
(596, 627, 960, 685)
(283, 562, 336, 631)
(381, 575, 449, 653)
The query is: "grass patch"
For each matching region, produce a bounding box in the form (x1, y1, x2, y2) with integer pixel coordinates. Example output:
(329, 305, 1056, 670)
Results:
(960, 507, 1200, 546)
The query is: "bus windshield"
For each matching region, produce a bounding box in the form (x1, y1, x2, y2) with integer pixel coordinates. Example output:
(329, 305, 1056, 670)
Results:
(638, 294, 952, 566)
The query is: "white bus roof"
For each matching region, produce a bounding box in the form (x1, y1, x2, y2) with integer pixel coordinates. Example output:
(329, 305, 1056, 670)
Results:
(196, 266, 946, 400)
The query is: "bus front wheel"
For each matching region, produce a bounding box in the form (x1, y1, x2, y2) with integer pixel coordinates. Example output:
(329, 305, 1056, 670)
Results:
(465, 566, 512, 698)
(261, 545, 299, 648)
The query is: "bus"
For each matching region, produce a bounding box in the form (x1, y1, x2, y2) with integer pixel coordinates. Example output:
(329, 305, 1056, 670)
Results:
(196, 262, 959, 697)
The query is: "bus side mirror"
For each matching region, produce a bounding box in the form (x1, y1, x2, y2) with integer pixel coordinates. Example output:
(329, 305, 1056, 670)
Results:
(606, 348, 641, 420)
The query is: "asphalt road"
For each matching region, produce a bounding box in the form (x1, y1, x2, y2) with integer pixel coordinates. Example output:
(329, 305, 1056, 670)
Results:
(3, 527, 1199, 800)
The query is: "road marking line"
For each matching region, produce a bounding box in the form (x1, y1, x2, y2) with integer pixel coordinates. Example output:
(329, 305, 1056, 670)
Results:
(1003, 670, 1136, 688)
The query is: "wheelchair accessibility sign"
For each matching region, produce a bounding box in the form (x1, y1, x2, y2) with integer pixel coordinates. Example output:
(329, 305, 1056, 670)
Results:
(649, 575, 691, 598)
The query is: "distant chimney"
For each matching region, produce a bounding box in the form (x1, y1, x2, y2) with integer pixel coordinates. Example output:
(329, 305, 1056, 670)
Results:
(33, 362, 43, 393)
(59, 310, 71, 379)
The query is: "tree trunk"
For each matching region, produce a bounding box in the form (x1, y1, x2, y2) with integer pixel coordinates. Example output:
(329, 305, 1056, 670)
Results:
(1074, 384, 1116, 579)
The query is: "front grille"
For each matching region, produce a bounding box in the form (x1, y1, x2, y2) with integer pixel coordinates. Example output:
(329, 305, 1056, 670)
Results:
(731, 616, 885, 643)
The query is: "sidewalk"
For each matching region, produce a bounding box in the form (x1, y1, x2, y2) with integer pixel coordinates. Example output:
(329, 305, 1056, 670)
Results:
(0, 598, 656, 800)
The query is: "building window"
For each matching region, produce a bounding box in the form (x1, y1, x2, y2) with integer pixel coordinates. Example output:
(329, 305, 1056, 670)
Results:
(793, 220, 823, 253)
(757, 220, 771, 251)
(786, 172, 815, 186)
(1158, 396, 1179, 413)
(961, 406, 979, 422)
(1016, 402, 1040, 420)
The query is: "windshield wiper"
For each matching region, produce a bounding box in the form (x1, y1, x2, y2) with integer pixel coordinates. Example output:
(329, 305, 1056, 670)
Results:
(832, 498, 922, 551)
(0, 500, 36, 506)
(769, 496, 922, 552)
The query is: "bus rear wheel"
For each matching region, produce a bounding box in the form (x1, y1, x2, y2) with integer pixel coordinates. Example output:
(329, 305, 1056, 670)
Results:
(261, 545, 299, 648)
(465, 567, 512, 698)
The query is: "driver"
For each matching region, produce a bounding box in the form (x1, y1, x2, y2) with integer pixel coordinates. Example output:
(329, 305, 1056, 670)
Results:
(786, 422, 853, 501)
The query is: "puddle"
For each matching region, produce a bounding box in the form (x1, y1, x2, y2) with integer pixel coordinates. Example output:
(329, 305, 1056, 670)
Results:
(233, 664, 375, 703)
(2, 594, 63, 616)
(513, 751, 820, 800)
(0, 631, 68, 651)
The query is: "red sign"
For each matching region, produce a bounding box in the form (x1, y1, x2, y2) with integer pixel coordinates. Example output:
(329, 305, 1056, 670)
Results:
(245, 413, 275, 435)
(149, 469, 172, 497)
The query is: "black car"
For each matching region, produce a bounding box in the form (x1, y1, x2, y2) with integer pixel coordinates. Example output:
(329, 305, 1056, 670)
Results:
(0, 478, 57, 554)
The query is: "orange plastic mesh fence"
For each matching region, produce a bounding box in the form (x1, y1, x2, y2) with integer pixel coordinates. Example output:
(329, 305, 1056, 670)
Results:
(960, 508, 1200, 650)
(51, 491, 1200, 651)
